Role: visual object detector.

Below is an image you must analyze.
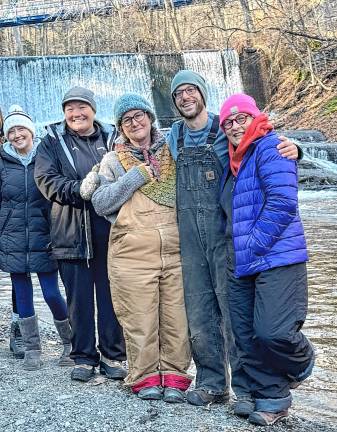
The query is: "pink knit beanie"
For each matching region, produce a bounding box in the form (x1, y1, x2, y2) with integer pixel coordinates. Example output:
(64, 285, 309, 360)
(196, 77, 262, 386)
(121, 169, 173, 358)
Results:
(220, 93, 261, 127)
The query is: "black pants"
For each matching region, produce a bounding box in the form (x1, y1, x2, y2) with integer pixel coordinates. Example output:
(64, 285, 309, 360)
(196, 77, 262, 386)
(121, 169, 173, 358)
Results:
(58, 244, 126, 366)
(227, 262, 314, 408)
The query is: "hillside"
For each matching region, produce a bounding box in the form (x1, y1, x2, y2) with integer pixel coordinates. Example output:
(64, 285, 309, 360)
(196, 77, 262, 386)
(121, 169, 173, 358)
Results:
(269, 69, 337, 142)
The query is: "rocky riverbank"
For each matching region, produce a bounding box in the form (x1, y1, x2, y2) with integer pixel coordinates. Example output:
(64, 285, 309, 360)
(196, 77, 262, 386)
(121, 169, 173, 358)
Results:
(270, 71, 337, 142)
(0, 303, 336, 432)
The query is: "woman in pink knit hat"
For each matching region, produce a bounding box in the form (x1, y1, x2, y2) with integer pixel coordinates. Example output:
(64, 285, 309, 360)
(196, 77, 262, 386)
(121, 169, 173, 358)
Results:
(218, 94, 314, 426)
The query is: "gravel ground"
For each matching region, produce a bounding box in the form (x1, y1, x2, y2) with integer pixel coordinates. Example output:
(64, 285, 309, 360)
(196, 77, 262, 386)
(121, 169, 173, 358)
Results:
(0, 305, 335, 432)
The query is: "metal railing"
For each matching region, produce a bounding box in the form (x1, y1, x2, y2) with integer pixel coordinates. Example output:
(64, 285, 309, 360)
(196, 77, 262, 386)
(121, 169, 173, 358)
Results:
(0, 0, 193, 19)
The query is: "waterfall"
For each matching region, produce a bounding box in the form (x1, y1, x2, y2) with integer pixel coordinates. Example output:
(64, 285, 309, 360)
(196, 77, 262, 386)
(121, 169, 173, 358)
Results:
(183, 49, 243, 115)
(0, 50, 243, 133)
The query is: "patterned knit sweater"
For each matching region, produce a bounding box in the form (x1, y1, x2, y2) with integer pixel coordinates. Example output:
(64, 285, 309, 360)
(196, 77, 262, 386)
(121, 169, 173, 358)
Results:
(91, 130, 176, 224)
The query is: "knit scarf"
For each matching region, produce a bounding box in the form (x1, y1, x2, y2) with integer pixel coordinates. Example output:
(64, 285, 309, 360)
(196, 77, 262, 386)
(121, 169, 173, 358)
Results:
(115, 129, 176, 208)
(228, 113, 273, 176)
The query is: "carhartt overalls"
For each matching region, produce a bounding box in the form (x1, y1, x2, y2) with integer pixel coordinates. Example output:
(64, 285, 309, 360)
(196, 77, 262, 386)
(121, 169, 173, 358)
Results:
(108, 190, 192, 392)
(175, 117, 232, 395)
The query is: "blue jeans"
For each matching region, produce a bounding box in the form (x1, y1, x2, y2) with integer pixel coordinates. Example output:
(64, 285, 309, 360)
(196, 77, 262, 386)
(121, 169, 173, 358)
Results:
(176, 145, 237, 395)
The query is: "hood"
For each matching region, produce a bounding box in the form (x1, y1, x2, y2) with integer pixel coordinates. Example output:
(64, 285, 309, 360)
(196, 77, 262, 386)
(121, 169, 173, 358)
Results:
(2, 138, 41, 166)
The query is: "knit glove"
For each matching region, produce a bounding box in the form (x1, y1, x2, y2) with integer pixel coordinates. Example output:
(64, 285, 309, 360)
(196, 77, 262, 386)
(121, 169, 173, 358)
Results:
(80, 164, 102, 201)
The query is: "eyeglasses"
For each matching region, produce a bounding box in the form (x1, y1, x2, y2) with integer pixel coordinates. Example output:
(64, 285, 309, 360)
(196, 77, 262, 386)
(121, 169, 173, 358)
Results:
(173, 85, 198, 100)
(222, 113, 252, 130)
(121, 111, 146, 128)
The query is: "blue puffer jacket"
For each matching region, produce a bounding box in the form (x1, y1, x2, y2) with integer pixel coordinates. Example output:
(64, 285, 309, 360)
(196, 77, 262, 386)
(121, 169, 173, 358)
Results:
(220, 131, 308, 278)
(0, 145, 57, 273)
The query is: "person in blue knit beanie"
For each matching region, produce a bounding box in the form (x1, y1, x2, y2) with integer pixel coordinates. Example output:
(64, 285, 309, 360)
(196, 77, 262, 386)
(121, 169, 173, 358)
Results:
(80, 92, 193, 402)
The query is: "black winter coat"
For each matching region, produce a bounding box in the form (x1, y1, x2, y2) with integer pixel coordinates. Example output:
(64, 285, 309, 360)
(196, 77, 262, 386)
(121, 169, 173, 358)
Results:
(0, 146, 57, 273)
(34, 121, 116, 260)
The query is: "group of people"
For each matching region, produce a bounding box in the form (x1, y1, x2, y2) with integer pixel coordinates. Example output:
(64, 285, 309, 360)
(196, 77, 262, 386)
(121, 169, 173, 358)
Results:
(0, 69, 315, 426)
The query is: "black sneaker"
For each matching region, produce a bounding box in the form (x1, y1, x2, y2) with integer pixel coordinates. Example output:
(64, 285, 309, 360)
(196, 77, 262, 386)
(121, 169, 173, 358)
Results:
(163, 387, 185, 403)
(71, 365, 95, 382)
(186, 388, 229, 406)
(99, 360, 127, 380)
(233, 399, 255, 417)
(249, 410, 289, 426)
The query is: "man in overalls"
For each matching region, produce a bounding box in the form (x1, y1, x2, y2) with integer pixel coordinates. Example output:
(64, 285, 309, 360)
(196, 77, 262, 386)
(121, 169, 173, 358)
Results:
(168, 70, 300, 408)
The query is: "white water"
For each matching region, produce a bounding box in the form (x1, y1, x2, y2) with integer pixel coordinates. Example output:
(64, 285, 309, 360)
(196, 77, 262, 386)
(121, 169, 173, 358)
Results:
(183, 49, 243, 115)
(0, 50, 242, 133)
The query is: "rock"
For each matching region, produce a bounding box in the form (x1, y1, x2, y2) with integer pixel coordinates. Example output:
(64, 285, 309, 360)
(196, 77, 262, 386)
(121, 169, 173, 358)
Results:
(278, 129, 328, 142)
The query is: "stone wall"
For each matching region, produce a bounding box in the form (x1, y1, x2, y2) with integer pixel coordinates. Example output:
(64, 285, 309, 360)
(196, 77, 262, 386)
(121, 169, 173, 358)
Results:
(239, 48, 270, 110)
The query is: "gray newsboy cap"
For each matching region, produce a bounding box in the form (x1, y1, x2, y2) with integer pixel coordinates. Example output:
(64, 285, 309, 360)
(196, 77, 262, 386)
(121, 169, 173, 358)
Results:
(62, 86, 97, 112)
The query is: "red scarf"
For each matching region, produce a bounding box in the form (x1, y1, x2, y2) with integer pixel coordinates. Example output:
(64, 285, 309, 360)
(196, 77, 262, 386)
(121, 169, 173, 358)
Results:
(228, 113, 273, 176)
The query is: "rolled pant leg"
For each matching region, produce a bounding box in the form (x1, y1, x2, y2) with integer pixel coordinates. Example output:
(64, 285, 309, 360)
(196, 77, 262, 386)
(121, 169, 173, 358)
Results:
(158, 227, 192, 390)
(109, 230, 162, 391)
(58, 259, 99, 366)
(92, 240, 126, 362)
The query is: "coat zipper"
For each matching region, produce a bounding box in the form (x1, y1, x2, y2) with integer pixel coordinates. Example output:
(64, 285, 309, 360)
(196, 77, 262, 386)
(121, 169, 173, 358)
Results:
(24, 165, 30, 275)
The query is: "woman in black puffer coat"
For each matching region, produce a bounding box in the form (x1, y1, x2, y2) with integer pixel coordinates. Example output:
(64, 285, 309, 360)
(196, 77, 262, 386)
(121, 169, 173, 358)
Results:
(1, 105, 72, 371)
(0, 105, 25, 359)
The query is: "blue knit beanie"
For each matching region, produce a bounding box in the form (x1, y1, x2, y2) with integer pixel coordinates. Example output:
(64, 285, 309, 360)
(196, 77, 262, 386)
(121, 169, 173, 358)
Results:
(114, 93, 156, 127)
(171, 70, 208, 106)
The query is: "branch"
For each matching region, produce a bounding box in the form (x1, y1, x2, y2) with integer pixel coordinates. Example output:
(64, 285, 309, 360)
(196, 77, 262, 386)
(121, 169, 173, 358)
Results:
(187, 24, 337, 43)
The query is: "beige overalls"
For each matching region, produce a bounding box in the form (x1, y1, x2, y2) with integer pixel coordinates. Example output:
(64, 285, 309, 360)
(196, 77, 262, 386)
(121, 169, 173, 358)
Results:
(108, 190, 192, 392)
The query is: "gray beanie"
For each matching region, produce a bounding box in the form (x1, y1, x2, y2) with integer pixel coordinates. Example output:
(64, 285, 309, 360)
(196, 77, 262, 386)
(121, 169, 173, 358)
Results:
(4, 105, 36, 139)
(114, 93, 156, 127)
(62, 86, 97, 112)
(171, 70, 208, 106)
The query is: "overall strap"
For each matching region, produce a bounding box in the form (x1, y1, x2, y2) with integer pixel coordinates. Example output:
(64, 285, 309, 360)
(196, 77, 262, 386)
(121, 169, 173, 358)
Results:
(177, 121, 185, 151)
(206, 115, 219, 146)
(177, 115, 219, 151)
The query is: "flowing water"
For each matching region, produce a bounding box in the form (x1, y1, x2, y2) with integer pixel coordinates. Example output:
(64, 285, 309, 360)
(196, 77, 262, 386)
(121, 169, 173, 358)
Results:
(292, 190, 337, 424)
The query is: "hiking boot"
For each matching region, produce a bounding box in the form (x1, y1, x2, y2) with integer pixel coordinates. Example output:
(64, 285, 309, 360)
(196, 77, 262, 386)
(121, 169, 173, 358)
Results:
(233, 399, 255, 417)
(9, 321, 25, 359)
(53, 318, 74, 367)
(186, 388, 229, 406)
(18, 315, 42, 371)
(137, 386, 163, 400)
(71, 365, 95, 382)
(249, 410, 289, 426)
(99, 358, 127, 380)
(163, 387, 185, 403)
